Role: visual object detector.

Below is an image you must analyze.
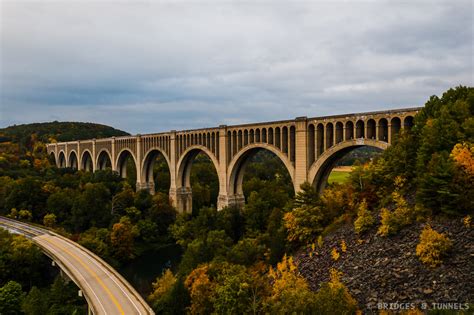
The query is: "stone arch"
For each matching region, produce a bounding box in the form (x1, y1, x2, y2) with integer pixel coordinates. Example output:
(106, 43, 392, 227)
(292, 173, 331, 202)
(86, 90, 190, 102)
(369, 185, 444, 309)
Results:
(58, 151, 66, 168)
(176, 145, 222, 213)
(308, 139, 388, 193)
(116, 149, 137, 178)
(68, 150, 78, 169)
(80, 150, 93, 171)
(227, 143, 296, 198)
(141, 148, 171, 194)
(96, 149, 112, 170)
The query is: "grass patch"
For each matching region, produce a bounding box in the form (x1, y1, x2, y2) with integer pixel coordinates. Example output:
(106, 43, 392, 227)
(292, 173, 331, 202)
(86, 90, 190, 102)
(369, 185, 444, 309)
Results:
(328, 169, 351, 184)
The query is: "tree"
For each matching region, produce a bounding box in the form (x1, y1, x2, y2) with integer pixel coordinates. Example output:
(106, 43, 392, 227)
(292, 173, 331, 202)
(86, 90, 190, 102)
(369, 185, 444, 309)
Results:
(70, 182, 111, 232)
(110, 216, 136, 260)
(214, 264, 255, 315)
(184, 264, 216, 315)
(22, 286, 48, 315)
(313, 269, 358, 314)
(148, 269, 177, 305)
(43, 213, 56, 228)
(266, 255, 316, 313)
(354, 199, 375, 234)
(0, 281, 24, 315)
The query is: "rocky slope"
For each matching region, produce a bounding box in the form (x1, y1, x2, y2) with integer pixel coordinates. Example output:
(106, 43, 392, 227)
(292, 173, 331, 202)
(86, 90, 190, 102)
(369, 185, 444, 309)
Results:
(295, 217, 474, 313)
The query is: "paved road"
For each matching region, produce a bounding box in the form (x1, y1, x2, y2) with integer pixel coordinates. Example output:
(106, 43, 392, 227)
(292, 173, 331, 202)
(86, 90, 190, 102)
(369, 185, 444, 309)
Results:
(0, 216, 154, 315)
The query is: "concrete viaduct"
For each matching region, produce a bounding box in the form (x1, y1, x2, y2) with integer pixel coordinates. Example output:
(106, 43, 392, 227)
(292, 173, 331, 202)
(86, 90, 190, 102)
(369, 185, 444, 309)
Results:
(47, 107, 420, 213)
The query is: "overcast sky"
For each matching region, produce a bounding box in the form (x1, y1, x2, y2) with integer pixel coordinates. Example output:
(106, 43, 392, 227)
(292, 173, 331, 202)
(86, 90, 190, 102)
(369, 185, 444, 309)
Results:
(1, 0, 472, 134)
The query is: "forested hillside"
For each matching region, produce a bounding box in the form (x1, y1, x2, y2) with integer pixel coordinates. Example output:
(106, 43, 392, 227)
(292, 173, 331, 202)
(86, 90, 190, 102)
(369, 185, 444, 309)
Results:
(0, 121, 129, 151)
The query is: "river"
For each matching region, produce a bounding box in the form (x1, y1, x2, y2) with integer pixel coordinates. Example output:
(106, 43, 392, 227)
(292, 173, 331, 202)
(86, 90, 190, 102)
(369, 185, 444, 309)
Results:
(120, 244, 182, 297)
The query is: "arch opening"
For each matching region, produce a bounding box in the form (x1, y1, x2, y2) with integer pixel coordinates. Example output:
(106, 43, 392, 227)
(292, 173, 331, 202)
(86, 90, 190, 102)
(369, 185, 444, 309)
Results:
(116, 150, 137, 189)
(345, 121, 354, 140)
(316, 124, 324, 157)
(97, 150, 112, 170)
(58, 152, 66, 168)
(367, 119, 376, 139)
(391, 117, 402, 142)
(404, 116, 414, 129)
(142, 150, 171, 195)
(81, 151, 93, 171)
(313, 145, 383, 193)
(177, 149, 219, 215)
(68, 151, 78, 169)
(378, 118, 388, 142)
(229, 147, 294, 201)
(326, 123, 334, 149)
(356, 120, 365, 138)
(49, 152, 56, 167)
(335, 122, 344, 144)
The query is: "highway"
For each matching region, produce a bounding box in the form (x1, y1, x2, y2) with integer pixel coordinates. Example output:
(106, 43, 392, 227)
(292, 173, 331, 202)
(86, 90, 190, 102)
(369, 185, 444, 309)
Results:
(0, 216, 154, 315)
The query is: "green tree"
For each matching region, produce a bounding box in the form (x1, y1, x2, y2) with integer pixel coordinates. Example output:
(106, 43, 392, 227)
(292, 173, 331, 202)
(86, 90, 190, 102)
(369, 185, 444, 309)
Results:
(22, 286, 48, 315)
(110, 216, 136, 260)
(0, 281, 24, 315)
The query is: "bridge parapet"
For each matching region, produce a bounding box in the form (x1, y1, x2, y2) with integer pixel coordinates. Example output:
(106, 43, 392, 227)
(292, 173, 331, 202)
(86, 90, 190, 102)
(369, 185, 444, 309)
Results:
(46, 107, 421, 213)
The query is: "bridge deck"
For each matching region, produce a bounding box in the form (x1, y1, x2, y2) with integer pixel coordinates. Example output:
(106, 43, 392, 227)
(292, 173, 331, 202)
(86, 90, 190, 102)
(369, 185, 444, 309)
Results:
(0, 217, 154, 315)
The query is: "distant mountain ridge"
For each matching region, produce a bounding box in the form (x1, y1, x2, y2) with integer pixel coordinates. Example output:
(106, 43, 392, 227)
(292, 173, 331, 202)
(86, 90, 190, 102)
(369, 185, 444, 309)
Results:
(0, 121, 129, 151)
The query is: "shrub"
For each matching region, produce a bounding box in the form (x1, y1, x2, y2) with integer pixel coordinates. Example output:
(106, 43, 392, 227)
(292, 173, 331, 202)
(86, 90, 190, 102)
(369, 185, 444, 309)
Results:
(284, 205, 324, 244)
(331, 248, 340, 261)
(354, 199, 375, 234)
(43, 213, 56, 228)
(18, 209, 32, 221)
(378, 191, 416, 236)
(314, 268, 358, 314)
(266, 255, 316, 313)
(377, 208, 398, 236)
(416, 225, 452, 267)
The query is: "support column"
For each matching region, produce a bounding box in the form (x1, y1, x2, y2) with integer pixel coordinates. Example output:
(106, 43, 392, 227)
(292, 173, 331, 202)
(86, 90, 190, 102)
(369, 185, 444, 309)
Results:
(92, 139, 96, 172)
(217, 125, 243, 210)
(294, 117, 308, 192)
(135, 135, 148, 191)
(54, 144, 59, 167)
(169, 131, 193, 213)
(111, 137, 117, 172)
(168, 131, 184, 211)
(388, 123, 392, 145)
(65, 143, 68, 167)
(77, 141, 81, 170)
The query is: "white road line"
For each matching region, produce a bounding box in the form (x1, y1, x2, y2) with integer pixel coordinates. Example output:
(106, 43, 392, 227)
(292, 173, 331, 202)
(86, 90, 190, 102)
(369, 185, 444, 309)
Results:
(71, 243, 144, 314)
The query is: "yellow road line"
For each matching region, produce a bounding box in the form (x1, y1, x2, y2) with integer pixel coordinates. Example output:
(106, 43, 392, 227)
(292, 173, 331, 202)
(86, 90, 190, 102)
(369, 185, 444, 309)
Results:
(41, 235, 126, 315)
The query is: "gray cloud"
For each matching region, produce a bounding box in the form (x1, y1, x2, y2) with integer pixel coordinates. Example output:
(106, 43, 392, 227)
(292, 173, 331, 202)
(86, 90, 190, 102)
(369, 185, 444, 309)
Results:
(1, 0, 472, 134)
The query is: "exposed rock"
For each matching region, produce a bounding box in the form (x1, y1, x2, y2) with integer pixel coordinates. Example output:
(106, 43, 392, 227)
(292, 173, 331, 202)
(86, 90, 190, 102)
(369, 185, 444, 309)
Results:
(295, 217, 474, 313)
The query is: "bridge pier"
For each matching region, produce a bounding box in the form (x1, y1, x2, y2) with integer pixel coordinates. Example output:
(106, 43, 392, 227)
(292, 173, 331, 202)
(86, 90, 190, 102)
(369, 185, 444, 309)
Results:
(169, 187, 193, 213)
(136, 181, 155, 194)
(218, 193, 245, 210)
